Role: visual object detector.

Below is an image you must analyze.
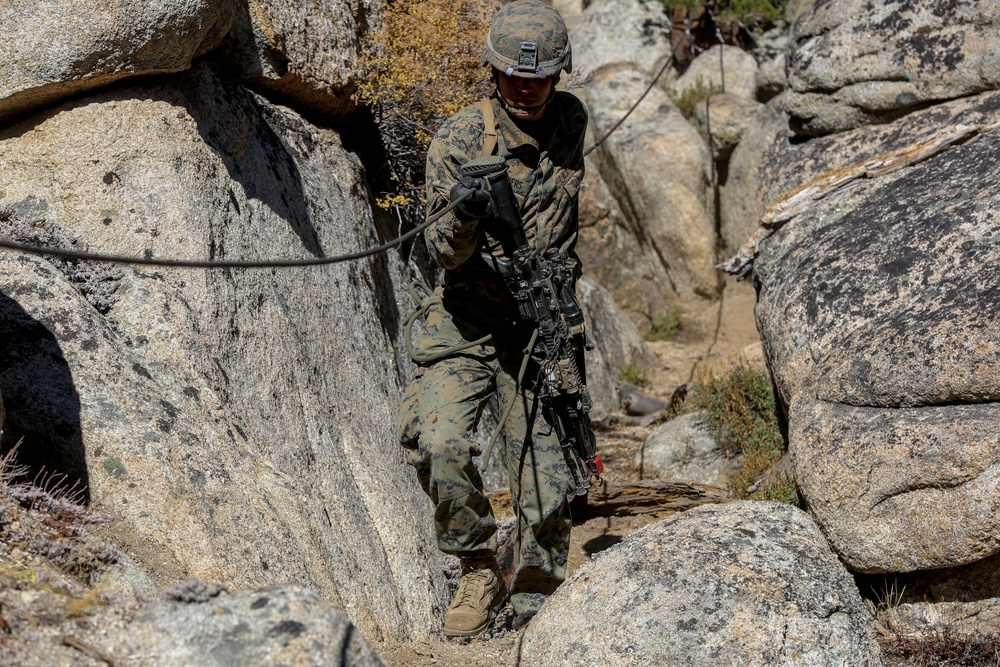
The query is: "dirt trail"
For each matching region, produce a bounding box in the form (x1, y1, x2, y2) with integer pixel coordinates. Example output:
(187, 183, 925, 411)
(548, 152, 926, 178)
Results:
(375, 276, 763, 667)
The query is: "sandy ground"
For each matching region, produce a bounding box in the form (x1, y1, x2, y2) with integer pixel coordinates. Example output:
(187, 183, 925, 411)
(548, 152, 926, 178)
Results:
(374, 275, 763, 667)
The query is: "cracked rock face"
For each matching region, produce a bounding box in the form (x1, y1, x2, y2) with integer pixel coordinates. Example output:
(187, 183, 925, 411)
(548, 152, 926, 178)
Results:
(858, 551, 1000, 634)
(0, 61, 447, 643)
(753, 126, 1000, 572)
(783, 0, 1000, 135)
(582, 62, 720, 302)
(221, 0, 382, 118)
(566, 0, 674, 76)
(520, 502, 884, 667)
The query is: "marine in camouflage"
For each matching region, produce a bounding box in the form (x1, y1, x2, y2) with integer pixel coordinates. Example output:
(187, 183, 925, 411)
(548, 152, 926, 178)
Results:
(425, 92, 587, 329)
(397, 0, 588, 625)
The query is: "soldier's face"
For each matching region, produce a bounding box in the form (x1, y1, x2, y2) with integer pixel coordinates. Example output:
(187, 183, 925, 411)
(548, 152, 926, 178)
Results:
(497, 72, 554, 121)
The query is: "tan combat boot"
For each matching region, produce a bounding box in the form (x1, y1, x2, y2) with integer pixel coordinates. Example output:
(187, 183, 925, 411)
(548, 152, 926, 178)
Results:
(443, 556, 507, 638)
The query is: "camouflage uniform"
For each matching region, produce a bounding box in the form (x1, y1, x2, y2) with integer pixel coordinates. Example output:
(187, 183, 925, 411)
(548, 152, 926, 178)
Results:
(398, 91, 588, 619)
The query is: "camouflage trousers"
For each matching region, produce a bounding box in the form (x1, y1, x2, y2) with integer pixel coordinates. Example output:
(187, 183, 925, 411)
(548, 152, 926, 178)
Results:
(398, 295, 575, 618)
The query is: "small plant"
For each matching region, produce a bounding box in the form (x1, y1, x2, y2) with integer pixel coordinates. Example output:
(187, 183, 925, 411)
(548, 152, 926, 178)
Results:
(670, 76, 723, 118)
(718, 0, 785, 26)
(645, 306, 683, 342)
(873, 578, 906, 630)
(687, 363, 796, 503)
(619, 363, 646, 386)
(0, 444, 28, 485)
(68, 583, 110, 617)
(661, 0, 787, 29)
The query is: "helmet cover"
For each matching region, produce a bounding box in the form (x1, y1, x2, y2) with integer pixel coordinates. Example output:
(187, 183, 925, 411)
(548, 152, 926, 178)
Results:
(481, 0, 572, 78)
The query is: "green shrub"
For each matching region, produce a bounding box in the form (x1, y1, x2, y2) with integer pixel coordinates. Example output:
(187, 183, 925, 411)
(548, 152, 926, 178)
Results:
(618, 363, 646, 386)
(670, 76, 722, 118)
(661, 0, 787, 28)
(645, 306, 683, 342)
(688, 364, 797, 504)
(720, 0, 785, 26)
(669, 76, 723, 118)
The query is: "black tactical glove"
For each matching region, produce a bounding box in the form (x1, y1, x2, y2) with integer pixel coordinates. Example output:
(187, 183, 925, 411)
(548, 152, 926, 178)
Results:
(449, 176, 492, 221)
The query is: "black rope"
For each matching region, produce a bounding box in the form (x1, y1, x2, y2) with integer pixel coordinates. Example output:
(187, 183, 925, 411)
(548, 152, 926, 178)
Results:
(582, 54, 674, 159)
(0, 54, 674, 270)
(0, 195, 466, 269)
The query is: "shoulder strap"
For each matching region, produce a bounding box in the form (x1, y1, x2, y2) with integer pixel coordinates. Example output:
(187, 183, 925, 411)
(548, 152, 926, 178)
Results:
(479, 98, 498, 158)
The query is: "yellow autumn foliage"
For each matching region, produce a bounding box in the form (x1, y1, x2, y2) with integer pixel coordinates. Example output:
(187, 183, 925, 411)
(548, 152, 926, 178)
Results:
(357, 0, 498, 213)
(358, 0, 496, 136)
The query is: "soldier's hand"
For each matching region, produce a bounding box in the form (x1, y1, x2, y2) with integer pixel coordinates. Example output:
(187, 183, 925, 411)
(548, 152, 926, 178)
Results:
(450, 177, 492, 220)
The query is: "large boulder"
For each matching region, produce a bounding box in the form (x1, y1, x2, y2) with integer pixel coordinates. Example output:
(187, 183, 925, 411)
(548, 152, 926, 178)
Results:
(692, 92, 764, 162)
(752, 27, 790, 103)
(718, 97, 789, 253)
(0, 62, 446, 642)
(577, 161, 675, 330)
(566, 0, 673, 76)
(753, 119, 1000, 572)
(752, 90, 1000, 404)
(670, 45, 758, 103)
(0, 0, 235, 123)
(222, 0, 381, 118)
(583, 62, 721, 302)
(578, 276, 656, 419)
(784, 0, 1000, 135)
(521, 502, 884, 666)
(723, 90, 1000, 259)
(791, 401, 1000, 573)
(637, 411, 737, 487)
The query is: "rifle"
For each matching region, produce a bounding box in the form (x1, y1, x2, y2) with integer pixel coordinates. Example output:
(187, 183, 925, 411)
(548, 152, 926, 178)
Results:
(461, 155, 603, 496)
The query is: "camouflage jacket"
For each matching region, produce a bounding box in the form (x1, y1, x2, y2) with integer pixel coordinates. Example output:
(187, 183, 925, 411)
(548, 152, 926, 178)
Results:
(424, 92, 588, 333)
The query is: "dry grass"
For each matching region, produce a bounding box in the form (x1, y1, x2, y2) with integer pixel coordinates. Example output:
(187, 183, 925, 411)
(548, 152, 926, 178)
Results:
(881, 628, 1000, 666)
(0, 445, 141, 665)
(644, 306, 683, 342)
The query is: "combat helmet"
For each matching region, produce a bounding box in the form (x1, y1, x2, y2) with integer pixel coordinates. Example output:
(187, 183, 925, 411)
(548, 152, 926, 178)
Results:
(481, 0, 573, 79)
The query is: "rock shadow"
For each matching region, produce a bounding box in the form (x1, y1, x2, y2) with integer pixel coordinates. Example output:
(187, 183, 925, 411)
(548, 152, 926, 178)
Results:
(178, 61, 326, 259)
(0, 291, 88, 503)
(854, 551, 1000, 607)
(581, 533, 623, 557)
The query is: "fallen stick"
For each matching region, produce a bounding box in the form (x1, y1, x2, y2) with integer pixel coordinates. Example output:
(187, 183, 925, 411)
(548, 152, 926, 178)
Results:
(580, 479, 729, 517)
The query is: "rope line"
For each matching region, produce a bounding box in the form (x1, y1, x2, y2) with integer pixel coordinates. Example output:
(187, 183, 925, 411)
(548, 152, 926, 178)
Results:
(0, 53, 675, 270)
(582, 54, 674, 159)
(0, 195, 466, 269)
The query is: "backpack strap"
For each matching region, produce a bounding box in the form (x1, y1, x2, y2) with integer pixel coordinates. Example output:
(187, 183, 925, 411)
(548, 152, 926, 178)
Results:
(479, 98, 498, 158)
